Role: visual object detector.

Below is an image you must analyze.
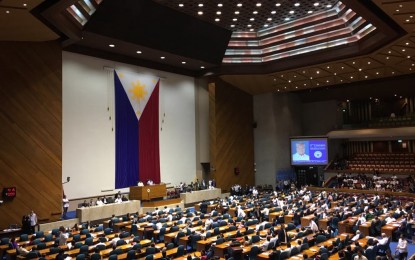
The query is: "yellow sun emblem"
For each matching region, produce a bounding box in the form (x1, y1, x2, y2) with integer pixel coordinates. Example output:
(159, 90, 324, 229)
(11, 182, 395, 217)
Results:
(129, 80, 148, 103)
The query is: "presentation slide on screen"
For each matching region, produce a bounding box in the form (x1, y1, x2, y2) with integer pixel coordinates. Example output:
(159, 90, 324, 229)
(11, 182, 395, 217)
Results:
(290, 138, 328, 165)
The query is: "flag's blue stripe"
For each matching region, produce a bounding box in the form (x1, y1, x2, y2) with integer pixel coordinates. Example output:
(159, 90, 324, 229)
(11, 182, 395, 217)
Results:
(114, 72, 139, 189)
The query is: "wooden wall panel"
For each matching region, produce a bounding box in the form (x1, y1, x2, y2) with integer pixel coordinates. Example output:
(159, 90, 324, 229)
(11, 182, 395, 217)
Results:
(209, 79, 255, 192)
(0, 41, 62, 229)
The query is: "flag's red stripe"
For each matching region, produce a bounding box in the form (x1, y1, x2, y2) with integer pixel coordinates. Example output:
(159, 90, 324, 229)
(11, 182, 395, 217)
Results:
(138, 81, 160, 183)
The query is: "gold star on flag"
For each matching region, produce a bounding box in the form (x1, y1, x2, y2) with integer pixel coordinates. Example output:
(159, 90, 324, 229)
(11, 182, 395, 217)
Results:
(129, 80, 148, 102)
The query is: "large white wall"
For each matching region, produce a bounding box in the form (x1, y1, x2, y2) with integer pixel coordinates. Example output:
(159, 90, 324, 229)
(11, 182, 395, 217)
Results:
(63, 52, 200, 199)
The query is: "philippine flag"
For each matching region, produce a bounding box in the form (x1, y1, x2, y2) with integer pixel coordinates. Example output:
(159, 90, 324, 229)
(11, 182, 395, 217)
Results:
(114, 71, 160, 189)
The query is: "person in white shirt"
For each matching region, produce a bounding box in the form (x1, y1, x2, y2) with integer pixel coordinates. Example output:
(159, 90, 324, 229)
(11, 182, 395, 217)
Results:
(96, 198, 104, 206)
(147, 179, 154, 185)
(358, 214, 366, 224)
(396, 234, 408, 260)
(292, 142, 310, 161)
(62, 195, 69, 219)
(385, 214, 396, 224)
(354, 249, 368, 260)
(166, 214, 173, 222)
(351, 230, 361, 242)
(58, 226, 69, 246)
(204, 218, 213, 229)
(237, 207, 246, 218)
(261, 207, 270, 216)
(310, 219, 319, 232)
(110, 234, 120, 247)
(377, 233, 389, 245)
(115, 197, 122, 203)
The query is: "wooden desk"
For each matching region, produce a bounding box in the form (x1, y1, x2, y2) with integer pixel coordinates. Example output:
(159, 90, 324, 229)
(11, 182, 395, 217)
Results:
(284, 214, 294, 224)
(301, 215, 314, 227)
(76, 200, 141, 222)
(130, 184, 167, 200)
(180, 188, 221, 204)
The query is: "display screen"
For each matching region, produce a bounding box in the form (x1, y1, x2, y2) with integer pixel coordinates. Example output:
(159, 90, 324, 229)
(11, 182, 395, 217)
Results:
(290, 137, 328, 166)
(2, 187, 16, 198)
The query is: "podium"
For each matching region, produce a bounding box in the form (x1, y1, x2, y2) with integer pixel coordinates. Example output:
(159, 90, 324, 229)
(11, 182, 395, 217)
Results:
(129, 184, 166, 201)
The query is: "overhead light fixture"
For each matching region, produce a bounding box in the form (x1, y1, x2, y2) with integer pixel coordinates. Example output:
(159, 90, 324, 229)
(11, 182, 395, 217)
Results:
(235, 11, 240, 14)
(294, 3, 300, 7)
(160, 56, 165, 59)
(326, 4, 332, 8)
(178, 3, 184, 7)
(218, 3, 223, 7)
(198, 3, 203, 7)
(247, 24, 252, 27)
(314, 3, 319, 6)
(136, 51, 142, 54)
(233, 18, 237, 21)
(289, 10, 294, 14)
(250, 29, 254, 32)
(181, 61, 186, 64)
(276, 3, 281, 7)
(271, 11, 276, 14)
(215, 18, 220, 22)
(284, 17, 290, 21)
(198, 11, 203, 15)
(200, 66, 205, 69)
(308, 10, 313, 14)
(250, 18, 255, 21)
(256, 3, 262, 7)
(237, 3, 242, 7)
(23, 3, 27, 7)
(109, 44, 115, 47)
(230, 24, 235, 27)
(6, 10, 10, 14)
(253, 11, 258, 14)
(216, 11, 221, 15)
(267, 18, 272, 21)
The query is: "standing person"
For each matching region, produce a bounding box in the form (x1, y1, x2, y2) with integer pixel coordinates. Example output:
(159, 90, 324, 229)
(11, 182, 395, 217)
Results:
(62, 195, 69, 219)
(396, 234, 408, 260)
(22, 214, 31, 234)
(58, 226, 69, 246)
(29, 210, 37, 234)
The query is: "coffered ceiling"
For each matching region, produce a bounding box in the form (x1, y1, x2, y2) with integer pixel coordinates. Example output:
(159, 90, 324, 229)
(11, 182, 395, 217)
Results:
(1, 0, 414, 96)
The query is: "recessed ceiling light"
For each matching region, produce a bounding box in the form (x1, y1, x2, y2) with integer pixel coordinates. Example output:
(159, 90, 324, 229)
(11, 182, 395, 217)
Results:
(136, 51, 142, 54)
(250, 29, 254, 32)
(376, 72, 379, 75)
(235, 11, 240, 14)
(365, 75, 368, 78)
(198, 11, 203, 15)
(6, 10, 10, 14)
(216, 11, 221, 15)
(230, 24, 235, 27)
(271, 11, 276, 14)
(350, 76, 354, 79)
(256, 3, 262, 7)
(367, 61, 371, 64)
(314, 3, 319, 6)
(182, 61, 186, 64)
(359, 68, 362, 71)
(406, 19, 410, 22)
(407, 56, 411, 58)
(352, 61, 355, 64)
(267, 18, 272, 21)
(396, 9, 399, 12)
(289, 10, 294, 14)
(334, 73, 337, 75)
(253, 11, 258, 14)
(294, 3, 300, 7)
(178, 3, 184, 7)
(296, 86, 298, 89)
(284, 17, 290, 21)
(109, 44, 115, 47)
(316, 70, 320, 74)
(198, 3, 203, 7)
(341, 66, 344, 69)
(247, 24, 252, 27)
(326, 66, 330, 69)
(276, 3, 281, 7)
(215, 18, 220, 22)
(392, 71, 395, 74)
(388, 50, 392, 54)
(308, 10, 313, 14)
(326, 4, 332, 8)
(250, 18, 255, 21)
(406, 42, 410, 45)
(201, 66, 205, 69)
(217, 3, 223, 7)
(160, 56, 165, 59)
(23, 3, 27, 7)
(402, 49, 406, 52)
(233, 18, 237, 21)
(237, 3, 242, 7)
